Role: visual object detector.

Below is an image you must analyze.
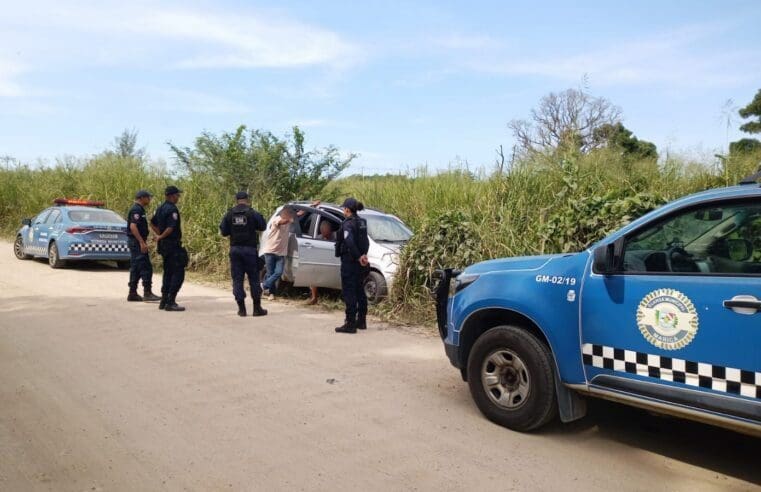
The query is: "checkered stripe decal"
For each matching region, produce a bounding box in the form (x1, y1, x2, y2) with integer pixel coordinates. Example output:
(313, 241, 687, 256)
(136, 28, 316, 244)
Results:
(582, 344, 761, 399)
(69, 243, 129, 253)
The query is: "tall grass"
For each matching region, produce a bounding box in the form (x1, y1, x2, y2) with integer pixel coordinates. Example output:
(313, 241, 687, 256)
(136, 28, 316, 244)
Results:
(1, 149, 758, 323)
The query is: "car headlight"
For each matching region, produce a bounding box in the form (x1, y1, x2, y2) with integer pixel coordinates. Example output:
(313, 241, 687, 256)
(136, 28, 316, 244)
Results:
(454, 273, 479, 293)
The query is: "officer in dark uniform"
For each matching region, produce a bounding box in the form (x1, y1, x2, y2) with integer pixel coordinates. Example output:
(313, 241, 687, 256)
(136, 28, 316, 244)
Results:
(334, 197, 370, 334)
(219, 191, 268, 317)
(126, 190, 161, 302)
(151, 185, 187, 312)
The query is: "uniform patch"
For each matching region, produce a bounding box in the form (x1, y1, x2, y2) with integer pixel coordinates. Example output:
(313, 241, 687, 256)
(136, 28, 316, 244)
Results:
(233, 215, 247, 226)
(172, 212, 178, 220)
(133, 213, 140, 220)
(636, 289, 698, 350)
(344, 230, 349, 239)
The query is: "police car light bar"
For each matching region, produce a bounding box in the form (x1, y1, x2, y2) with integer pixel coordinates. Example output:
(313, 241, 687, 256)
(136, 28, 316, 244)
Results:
(54, 198, 105, 207)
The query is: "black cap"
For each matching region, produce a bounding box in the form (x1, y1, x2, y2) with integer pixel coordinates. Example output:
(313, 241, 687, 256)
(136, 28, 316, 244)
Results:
(235, 191, 249, 200)
(135, 189, 153, 199)
(165, 185, 183, 196)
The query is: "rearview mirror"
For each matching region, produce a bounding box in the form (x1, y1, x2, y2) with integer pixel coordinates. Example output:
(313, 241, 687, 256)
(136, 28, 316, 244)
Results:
(21, 218, 31, 226)
(695, 209, 723, 221)
(727, 238, 753, 262)
(593, 237, 625, 275)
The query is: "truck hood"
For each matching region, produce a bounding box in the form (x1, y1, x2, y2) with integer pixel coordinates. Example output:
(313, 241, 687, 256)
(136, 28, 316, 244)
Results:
(464, 253, 576, 274)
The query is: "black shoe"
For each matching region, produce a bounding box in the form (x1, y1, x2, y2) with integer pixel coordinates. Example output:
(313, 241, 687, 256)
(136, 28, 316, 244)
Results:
(252, 299, 268, 317)
(357, 319, 367, 330)
(158, 296, 167, 310)
(237, 300, 247, 317)
(335, 322, 357, 334)
(127, 292, 143, 302)
(165, 303, 186, 312)
(143, 289, 161, 302)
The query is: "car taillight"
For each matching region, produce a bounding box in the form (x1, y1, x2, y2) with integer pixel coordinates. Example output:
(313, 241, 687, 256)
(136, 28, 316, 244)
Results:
(66, 226, 93, 234)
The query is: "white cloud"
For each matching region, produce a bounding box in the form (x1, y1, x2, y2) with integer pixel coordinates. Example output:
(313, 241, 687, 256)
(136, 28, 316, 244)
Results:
(0, 59, 25, 97)
(446, 23, 759, 89)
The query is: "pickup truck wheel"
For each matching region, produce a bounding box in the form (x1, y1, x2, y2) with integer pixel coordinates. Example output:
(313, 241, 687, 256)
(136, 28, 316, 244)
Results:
(48, 242, 66, 269)
(14, 235, 31, 260)
(364, 271, 387, 304)
(467, 325, 557, 432)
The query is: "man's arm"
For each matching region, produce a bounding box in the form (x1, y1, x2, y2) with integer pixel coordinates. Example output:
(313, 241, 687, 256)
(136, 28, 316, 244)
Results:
(253, 212, 267, 232)
(219, 211, 231, 237)
(129, 223, 148, 252)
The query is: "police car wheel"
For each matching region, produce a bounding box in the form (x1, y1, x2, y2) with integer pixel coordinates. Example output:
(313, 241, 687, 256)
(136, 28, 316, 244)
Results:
(48, 242, 66, 269)
(467, 326, 557, 432)
(14, 235, 31, 260)
(364, 271, 387, 304)
(116, 261, 131, 270)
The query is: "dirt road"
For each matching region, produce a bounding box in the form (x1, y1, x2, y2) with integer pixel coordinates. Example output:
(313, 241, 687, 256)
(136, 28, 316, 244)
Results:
(0, 242, 759, 491)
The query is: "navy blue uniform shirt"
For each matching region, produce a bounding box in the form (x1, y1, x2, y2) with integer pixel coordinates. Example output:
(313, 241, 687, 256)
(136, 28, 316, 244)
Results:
(126, 203, 149, 241)
(151, 201, 182, 242)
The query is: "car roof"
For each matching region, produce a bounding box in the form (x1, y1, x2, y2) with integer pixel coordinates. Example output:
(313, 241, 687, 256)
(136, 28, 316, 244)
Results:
(287, 201, 389, 216)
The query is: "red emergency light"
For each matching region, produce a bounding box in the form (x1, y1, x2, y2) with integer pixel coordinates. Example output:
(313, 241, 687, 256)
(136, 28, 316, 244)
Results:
(53, 198, 105, 207)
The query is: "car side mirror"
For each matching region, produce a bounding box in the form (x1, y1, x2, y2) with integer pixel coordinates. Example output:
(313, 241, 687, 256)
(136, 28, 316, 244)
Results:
(727, 238, 753, 262)
(593, 237, 625, 275)
(22, 218, 32, 226)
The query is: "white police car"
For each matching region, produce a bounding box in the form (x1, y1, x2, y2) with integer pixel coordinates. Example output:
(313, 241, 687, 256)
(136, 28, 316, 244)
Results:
(13, 198, 131, 269)
(435, 175, 761, 436)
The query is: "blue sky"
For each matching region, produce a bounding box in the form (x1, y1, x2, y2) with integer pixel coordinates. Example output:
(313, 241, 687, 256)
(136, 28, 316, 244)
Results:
(1, 0, 759, 174)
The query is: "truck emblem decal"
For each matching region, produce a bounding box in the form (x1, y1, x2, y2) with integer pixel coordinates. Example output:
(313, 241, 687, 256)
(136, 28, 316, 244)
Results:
(636, 289, 698, 351)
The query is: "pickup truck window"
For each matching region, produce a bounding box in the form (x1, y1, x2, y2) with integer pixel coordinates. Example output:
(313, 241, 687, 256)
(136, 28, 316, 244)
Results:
(623, 200, 761, 275)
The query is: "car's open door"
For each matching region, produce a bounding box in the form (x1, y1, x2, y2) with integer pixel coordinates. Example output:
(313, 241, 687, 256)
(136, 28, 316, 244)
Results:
(284, 205, 343, 288)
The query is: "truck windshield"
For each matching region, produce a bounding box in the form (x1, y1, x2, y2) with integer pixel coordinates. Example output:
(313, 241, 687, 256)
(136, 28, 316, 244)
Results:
(364, 215, 413, 243)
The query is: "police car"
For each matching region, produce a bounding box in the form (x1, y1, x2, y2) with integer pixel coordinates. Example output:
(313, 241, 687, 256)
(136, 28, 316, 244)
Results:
(435, 175, 761, 436)
(13, 199, 131, 269)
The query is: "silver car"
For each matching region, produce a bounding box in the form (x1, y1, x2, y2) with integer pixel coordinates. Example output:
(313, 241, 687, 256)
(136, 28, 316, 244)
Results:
(261, 202, 413, 303)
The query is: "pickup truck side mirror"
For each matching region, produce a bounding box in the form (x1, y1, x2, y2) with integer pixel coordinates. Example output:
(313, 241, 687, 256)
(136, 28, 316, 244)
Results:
(593, 237, 625, 275)
(21, 218, 32, 226)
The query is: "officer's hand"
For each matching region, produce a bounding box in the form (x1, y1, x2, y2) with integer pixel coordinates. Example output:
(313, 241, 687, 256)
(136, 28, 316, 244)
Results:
(140, 242, 149, 253)
(359, 255, 369, 267)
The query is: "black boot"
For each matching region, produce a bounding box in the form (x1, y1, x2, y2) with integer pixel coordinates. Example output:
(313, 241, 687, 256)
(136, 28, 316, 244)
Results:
(237, 300, 247, 317)
(357, 318, 367, 330)
(335, 320, 357, 334)
(165, 295, 185, 312)
(143, 288, 161, 302)
(127, 290, 143, 302)
(158, 295, 167, 310)
(252, 298, 268, 317)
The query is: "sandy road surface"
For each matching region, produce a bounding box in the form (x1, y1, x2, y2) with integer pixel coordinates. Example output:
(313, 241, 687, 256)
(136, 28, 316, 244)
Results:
(0, 242, 759, 491)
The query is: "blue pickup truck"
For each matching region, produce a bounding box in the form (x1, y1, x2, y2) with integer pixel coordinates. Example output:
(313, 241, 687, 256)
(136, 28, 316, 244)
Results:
(435, 176, 761, 436)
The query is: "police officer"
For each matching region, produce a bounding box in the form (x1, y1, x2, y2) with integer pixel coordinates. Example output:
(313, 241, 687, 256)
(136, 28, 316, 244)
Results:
(126, 190, 161, 302)
(219, 191, 268, 317)
(151, 185, 187, 312)
(334, 197, 370, 334)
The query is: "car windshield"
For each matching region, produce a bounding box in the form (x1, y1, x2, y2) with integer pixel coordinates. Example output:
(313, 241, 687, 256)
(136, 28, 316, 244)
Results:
(68, 209, 125, 223)
(364, 214, 413, 242)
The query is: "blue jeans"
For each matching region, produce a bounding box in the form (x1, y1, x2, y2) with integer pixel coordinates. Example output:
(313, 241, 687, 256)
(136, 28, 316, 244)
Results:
(263, 253, 285, 292)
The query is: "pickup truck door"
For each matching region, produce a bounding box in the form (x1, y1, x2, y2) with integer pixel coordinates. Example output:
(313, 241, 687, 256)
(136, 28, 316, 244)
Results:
(581, 198, 761, 421)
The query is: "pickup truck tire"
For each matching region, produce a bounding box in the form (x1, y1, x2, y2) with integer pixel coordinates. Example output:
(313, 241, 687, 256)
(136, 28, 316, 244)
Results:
(467, 326, 557, 432)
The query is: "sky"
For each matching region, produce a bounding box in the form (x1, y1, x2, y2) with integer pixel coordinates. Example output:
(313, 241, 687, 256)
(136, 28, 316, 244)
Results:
(0, 0, 760, 174)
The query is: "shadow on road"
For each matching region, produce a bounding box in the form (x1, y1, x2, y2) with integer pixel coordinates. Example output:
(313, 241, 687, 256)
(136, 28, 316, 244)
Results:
(543, 398, 761, 485)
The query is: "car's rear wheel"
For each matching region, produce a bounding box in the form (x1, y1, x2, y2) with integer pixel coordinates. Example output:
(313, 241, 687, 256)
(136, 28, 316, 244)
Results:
(14, 235, 31, 260)
(467, 325, 557, 432)
(363, 271, 387, 304)
(48, 242, 66, 269)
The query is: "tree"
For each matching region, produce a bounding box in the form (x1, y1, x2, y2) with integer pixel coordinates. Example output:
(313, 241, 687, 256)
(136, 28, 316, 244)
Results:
(111, 128, 146, 160)
(592, 123, 657, 160)
(738, 89, 761, 135)
(729, 89, 761, 156)
(168, 125, 355, 204)
(509, 88, 622, 155)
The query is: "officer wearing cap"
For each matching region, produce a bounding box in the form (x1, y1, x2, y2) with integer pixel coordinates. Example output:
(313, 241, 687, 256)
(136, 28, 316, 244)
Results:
(334, 197, 370, 334)
(150, 185, 187, 311)
(126, 190, 161, 303)
(219, 191, 268, 317)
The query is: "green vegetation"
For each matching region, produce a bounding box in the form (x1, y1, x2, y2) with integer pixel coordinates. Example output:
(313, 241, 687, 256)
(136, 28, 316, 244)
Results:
(2, 89, 760, 325)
